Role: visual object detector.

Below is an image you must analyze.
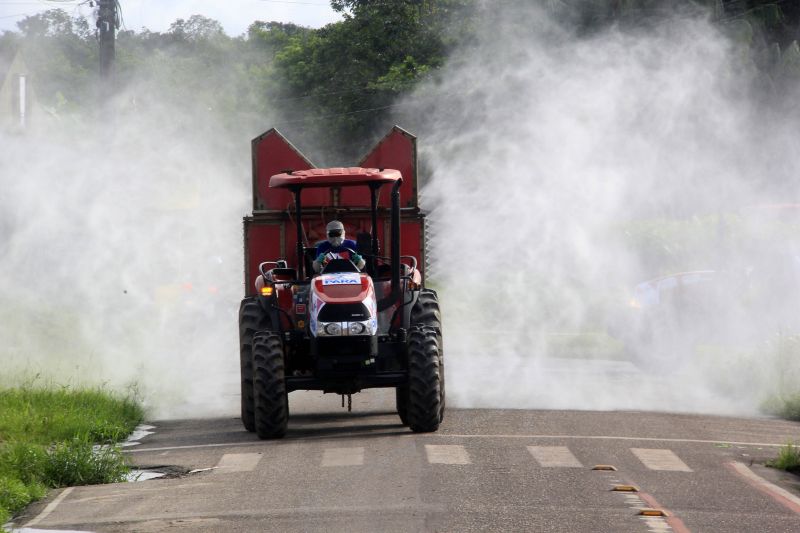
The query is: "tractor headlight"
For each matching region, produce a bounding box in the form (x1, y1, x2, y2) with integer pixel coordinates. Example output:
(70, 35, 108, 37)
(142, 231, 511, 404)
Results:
(348, 322, 366, 336)
(324, 323, 342, 336)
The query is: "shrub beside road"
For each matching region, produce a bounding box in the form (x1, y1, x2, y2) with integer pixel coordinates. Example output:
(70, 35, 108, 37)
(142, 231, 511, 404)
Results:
(0, 385, 144, 528)
(767, 442, 800, 474)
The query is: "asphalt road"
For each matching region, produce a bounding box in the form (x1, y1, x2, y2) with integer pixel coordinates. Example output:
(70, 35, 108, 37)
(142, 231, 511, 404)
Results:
(13, 389, 800, 533)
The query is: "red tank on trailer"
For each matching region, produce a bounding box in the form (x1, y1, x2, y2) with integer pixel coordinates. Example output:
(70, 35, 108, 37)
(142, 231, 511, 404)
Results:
(243, 126, 427, 297)
(238, 127, 443, 440)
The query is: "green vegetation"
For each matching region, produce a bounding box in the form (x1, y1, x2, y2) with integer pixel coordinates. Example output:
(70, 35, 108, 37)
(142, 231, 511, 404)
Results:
(763, 393, 800, 421)
(766, 442, 800, 473)
(0, 385, 144, 528)
(547, 332, 626, 360)
(751, 334, 800, 420)
(1, 1, 798, 160)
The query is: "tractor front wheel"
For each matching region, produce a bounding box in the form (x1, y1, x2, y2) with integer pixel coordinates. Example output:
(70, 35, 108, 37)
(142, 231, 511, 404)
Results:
(411, 289, 445, 424)
(406, 326, 442, 433)
(239, 299, 268, 432)
(252, 331, 289, 439)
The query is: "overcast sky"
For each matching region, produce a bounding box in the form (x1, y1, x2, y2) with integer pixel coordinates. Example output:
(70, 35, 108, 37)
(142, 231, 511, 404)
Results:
(0, 0, 344, 35)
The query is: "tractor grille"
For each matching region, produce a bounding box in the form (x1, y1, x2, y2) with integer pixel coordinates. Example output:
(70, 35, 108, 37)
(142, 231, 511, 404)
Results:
(318, 303, 370, 322)
(316, 336, 373, 357)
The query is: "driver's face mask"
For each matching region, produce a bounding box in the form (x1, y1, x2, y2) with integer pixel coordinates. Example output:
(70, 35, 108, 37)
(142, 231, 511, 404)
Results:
(328, 229, 344, 247)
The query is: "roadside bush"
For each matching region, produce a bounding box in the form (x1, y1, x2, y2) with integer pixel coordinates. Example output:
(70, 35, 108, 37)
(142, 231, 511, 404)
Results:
(0, 386, 144, 445)
(759, 334, 800, 421)
(45, 439, 129, 487)
(763, 393, 800, 421)
(0, 442, 48, 484)
(766, 442, 800, 473)
(0, 476, 43, 518)
(0, 385, 144, 527)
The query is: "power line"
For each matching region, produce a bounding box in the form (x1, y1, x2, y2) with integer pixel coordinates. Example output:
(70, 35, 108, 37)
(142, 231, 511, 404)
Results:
(0, 1, 91, 22)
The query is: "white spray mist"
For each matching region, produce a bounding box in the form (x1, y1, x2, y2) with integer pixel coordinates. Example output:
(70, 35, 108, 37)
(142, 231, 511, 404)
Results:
(0, 73, 262, 418)
(404, 4, 800, 415)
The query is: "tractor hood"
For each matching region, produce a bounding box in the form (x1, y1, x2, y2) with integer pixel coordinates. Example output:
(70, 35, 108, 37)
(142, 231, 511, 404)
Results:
(313, 273, 371, 303)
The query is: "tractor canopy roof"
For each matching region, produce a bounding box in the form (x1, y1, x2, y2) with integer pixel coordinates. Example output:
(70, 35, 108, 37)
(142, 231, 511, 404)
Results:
(269, 167, 402, 189)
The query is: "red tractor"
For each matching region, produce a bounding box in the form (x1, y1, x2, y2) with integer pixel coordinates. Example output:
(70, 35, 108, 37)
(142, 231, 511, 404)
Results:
(239, 127, 444, 439)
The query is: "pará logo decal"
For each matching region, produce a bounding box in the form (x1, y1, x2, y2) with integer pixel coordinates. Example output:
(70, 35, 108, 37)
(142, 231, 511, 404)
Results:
(322, 273, 361, 286)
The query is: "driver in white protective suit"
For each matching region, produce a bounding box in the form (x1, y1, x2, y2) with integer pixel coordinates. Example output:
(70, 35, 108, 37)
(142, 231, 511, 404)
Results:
(312, 220, 366, 273)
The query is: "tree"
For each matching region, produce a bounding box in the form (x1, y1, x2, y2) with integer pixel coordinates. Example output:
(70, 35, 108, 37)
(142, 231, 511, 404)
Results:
(266, 0, 475, 159)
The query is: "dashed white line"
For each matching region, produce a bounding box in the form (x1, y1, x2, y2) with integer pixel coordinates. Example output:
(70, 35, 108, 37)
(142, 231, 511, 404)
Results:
(214, 453, 263, 472)
(321, 447, 365, 467)
(631, 448, 693, 472)
(527, 445, 583, 468)
(425, 444, 471, 465)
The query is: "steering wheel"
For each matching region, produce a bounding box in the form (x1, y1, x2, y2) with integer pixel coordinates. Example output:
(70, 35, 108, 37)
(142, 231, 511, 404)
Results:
(320, 247, 361, 274)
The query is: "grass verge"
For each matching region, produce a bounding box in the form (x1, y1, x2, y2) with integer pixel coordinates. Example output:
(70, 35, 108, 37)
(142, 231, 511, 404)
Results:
(766, 442, 800, 474)
(0, 384, 144, 529)
(762, 393, 800, 421)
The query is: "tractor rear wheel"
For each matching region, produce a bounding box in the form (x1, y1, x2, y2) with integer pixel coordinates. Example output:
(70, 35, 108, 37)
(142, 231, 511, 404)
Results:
(252, 331, 288, 439)
(406, 326, 442, 433)
(411, 289, 445, 423)
(239, 299, 268, 432)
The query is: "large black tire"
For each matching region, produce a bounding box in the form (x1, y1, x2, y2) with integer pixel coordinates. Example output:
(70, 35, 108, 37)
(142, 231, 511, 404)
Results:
(396, 386, 409, 426)
(239, 299, 268, 432)
(411, 289, 441, 329)
(252, 331, 289, 439)
(410, 289, 445, 423)
(406, 326, 442, 433)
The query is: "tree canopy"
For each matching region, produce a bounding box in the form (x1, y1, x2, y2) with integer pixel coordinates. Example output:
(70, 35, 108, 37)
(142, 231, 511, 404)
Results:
(1, 0, 797, 159)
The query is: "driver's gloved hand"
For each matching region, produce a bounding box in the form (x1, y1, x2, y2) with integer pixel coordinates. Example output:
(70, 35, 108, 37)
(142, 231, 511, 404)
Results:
(351, 252, 363, 265)
(316, 253, 328, 265)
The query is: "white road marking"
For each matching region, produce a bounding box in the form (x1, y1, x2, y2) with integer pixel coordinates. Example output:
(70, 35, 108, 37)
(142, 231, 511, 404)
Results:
(527, 445, 583, 468)
(437, 434, 789, 447)
(321, 447, 364, 467)
(425, 444, 471, 465)
(23, 487, 74, 527)
(214, 453, 263, 472)
(614, 490, 674, 532)
(631, 448, 692, 472)
(727, 461, 800, 514)
(124, 434, 789, 454)
(640, 517, 672, 532)
(122, 424, 156, 447)
(14, 528, 94, 533)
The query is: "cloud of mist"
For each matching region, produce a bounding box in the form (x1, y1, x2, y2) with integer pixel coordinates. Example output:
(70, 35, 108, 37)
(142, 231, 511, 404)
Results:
(0, 71, 262, 418)
(403, 4, 800, 415)
(3, 3, 800, 422)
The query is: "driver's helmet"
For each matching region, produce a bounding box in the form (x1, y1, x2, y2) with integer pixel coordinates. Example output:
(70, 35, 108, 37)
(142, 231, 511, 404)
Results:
(326, 220, 345, 248)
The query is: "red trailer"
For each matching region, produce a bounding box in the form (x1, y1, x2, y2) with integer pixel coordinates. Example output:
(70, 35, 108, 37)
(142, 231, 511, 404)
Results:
(239, 126, 443, 439)
(244, 126, 427, 295)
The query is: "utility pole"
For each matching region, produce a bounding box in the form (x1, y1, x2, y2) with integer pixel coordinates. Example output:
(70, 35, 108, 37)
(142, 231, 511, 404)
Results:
(97, 0, 117, 79)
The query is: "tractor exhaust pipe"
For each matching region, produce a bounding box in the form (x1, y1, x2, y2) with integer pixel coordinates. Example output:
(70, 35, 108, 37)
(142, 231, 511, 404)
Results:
(391, 180, 401, 298)
(292, 186, 304, 279)
(377, 179, 402, 312)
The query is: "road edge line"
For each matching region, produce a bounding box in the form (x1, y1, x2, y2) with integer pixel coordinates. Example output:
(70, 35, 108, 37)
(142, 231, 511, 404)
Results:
(726, 461, 800, 515)
(23, 486, 74, 527)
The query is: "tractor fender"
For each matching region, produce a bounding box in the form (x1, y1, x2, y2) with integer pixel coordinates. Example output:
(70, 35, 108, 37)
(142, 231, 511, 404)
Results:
(403, 289, 420, 329)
